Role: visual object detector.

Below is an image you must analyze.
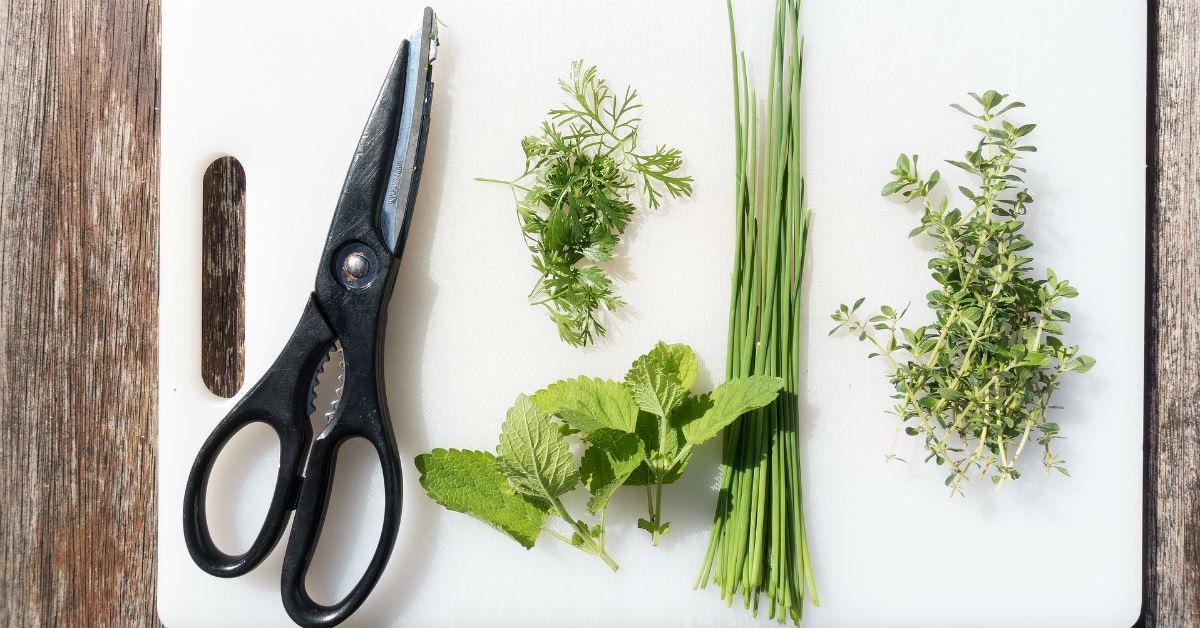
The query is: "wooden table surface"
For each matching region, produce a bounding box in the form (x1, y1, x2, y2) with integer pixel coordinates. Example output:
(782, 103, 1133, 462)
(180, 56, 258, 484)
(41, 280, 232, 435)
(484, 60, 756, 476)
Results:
(0, 1, 1195, 626)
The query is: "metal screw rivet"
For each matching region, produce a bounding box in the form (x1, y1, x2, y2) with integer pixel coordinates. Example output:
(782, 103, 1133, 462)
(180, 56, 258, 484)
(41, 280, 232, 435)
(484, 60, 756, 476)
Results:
(343, 251, 369, 280)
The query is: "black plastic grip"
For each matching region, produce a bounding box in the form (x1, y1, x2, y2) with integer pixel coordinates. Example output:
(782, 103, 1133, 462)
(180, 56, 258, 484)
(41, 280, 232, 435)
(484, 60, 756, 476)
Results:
(276, 362, 403, 628)
(274, 425, 398, 624)
(183, 296, 337, 577)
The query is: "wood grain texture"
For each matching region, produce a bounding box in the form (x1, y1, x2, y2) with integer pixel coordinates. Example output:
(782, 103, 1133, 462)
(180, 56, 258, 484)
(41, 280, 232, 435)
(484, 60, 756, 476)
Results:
(0, 0, 1196, 626)
(0, 0, 160, 626)
(201, 156, 246, 398)
(1145, 0, 1200, 625)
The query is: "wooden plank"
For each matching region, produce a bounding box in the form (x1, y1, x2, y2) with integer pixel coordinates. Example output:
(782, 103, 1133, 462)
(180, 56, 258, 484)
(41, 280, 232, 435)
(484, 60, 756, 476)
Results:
(0, 0, 160, 625)
(1145, 0, 1200, 625)
(0, 0, 1195, 625)
(201, 156, 246, 398)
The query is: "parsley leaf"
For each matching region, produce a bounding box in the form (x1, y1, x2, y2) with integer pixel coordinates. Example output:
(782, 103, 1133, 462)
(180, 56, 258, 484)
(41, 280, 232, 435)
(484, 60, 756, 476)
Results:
(480, 61, 694, 347)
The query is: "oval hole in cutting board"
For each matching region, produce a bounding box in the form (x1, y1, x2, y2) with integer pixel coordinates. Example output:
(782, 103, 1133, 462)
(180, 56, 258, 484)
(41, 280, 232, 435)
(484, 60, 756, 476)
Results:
(202, 155, 246, 398)
(204, 421, 280, 555)
(305, 437, 385, 606)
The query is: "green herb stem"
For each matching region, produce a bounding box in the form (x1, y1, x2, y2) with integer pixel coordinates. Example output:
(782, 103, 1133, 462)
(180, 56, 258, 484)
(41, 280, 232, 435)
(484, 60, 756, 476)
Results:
(699, 0, 816, 623)
(551, 497, 619, 572)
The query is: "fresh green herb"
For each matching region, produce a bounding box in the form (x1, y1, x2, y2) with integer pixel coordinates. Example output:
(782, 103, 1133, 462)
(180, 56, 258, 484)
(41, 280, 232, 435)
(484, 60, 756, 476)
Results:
(479, 61, 693, 347)
(697, 0, 818, 623)
(416, 342, 782, 570)
(831, 91, 1095, 495)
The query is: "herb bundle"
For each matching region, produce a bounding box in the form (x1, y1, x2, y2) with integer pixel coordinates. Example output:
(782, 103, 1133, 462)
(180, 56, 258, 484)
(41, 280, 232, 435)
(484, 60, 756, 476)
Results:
(697, 0, 818, 623)
(480, 62, 693, 347)
(831, 91, 1095, 494)
(416, 342, 783, 570)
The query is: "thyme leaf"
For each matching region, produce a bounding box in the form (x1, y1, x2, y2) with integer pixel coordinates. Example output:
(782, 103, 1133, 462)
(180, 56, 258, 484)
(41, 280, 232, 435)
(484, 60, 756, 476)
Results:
(832, 91, 1095, 495)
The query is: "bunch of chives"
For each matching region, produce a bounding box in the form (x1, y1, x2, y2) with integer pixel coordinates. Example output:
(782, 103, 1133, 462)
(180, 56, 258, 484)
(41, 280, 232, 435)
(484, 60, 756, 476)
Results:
(696, 0, 817, 623)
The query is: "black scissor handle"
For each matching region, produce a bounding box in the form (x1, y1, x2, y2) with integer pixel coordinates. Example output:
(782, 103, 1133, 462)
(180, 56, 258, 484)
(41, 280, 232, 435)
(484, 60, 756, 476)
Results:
(183, 296, 337, 577)
(279, 391, 403, 628)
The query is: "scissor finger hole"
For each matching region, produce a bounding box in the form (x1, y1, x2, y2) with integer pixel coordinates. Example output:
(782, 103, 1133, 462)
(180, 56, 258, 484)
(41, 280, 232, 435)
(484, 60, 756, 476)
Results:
(305, 437, 386, 606)
(205, 421, 281, 556)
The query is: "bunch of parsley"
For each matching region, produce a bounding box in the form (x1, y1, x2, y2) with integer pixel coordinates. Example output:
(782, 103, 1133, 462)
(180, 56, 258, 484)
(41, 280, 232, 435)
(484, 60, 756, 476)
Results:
(480, 62, 693, 347)
(416, 342, 784, 569)
(832, 91, 1095, 494)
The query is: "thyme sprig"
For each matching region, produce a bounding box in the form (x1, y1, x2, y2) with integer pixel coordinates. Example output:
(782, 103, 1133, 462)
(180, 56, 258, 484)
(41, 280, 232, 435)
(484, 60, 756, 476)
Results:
(481, 61, 693, 347)
(832, 91, 1096, 495)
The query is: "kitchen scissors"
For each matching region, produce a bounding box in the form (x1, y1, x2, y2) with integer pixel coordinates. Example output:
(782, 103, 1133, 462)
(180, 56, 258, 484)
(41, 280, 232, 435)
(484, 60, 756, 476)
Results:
(182, 8, 437, 627)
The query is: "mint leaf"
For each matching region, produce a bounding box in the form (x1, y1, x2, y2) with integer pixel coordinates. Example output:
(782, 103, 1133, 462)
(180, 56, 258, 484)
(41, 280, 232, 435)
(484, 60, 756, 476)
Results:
(496, 394, 579, 507)
(679, 375, 786, 445)
(625, 346, 688, 419)
(580, 428, 645, 513)
(531, 376, 639, 434)
(416, 449, 548, 549)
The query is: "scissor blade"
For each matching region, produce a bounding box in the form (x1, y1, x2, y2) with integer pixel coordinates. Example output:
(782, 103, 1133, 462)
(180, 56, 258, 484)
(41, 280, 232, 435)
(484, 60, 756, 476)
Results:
(379, 7, 437, 257)
(329, 7, 436, 260)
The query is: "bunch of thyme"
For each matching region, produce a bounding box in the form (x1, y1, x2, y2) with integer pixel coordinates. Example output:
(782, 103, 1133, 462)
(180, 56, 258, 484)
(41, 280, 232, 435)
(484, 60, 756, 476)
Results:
(480, 61, 693, 347)
(832, 91, 1095, 495)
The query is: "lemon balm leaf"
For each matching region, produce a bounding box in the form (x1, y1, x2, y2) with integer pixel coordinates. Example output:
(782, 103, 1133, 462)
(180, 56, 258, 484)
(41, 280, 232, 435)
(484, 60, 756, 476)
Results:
(679, 375, 785, 446)
(496, 394, 579, 507)
(625, 347, 689, 420)
(416, 449, 547, 549)
(580, 429, 645, 514)
(531, 376, 639, 434)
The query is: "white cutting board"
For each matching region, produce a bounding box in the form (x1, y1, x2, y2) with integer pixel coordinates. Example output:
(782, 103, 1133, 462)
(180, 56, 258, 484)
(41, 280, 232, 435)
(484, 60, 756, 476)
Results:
(158, 1, 1146, 626)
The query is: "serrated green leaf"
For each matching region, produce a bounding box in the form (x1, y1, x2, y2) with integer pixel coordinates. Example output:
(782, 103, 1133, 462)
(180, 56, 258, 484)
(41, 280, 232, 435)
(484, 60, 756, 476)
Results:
(625, 346, 689, 419)
(579, 429, 645, 513)
(651, 342, 699, 389)
(416, 449, 548, 549)
(623, 341, 698, 389)
(496, 394, 579, 507)
(679, 375, 786, 445)
(531, 376, 638, 434)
